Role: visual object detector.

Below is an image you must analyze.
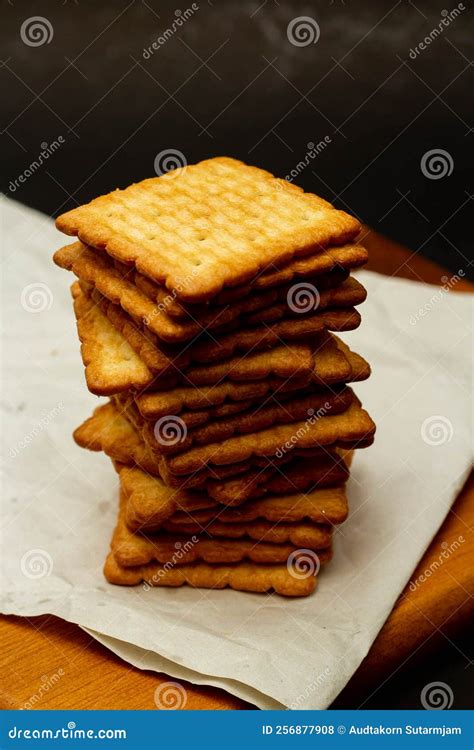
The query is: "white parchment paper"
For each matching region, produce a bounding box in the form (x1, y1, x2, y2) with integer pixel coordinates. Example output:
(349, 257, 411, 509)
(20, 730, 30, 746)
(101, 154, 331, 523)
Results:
(1, 197, 472, 709)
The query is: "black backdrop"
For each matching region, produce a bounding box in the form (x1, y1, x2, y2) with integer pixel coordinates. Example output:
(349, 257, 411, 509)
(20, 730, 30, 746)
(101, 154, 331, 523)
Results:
(2, 0, 473, 277)
(2, 0, 473, 709)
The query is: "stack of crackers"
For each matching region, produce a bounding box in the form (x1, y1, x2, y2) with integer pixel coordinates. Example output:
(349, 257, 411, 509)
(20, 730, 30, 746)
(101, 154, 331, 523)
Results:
(54, 157, 375, 597)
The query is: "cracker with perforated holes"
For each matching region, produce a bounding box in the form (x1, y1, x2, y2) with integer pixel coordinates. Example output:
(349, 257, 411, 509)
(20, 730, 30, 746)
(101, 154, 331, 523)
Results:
(71, 285, 368, 398)
(158, 398, 255, 432)
(104, 552, 319, 596)
(134, 333, 369, 419)
(120, 457, 348, 531)
(118, 464, 216, 529)
(56, 242, 285, 343)
(90, 286, 321, 387)
(74, 401, 331, 497)
(54, 242, 366, 344)
(74, 286, 316, 394)
(134, 387, 354, 457)
(214, 243, 368, 304)
(74, 401, 164, 476)
(56, 157, 361, 302)
(162, 396, 375, 475)
(111, 489, 333, 567)
(71, 283, 154, 394)
(169, 485, 349, 527)
(161, 518, 333, 549)
(137, 264, 350, 321)
(95, 284, 361, 374)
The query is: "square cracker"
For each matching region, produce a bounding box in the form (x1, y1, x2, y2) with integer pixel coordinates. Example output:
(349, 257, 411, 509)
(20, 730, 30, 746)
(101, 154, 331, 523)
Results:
(119, 464, 217, 529)
(112, 488, 333, 568)
(71, 283, 153, 394)
(71, 285, 317, 396)
(214, 243, 368, 304)
(90, 286, 320, 386)
(133, 387, 354, 457)
(134, 333, 369, 419)
(56, 157, 360, 302)
(94, 285, 362, 373)
(55, 242, 277, 344)
(161, 518, 333, 549)
(136, 264, 349, 320)
(120, 451, 349, 531)
(54, 242, 366, 344)
(161, 396, 375, 475)
(169, 485, 349, 527)
(103, 553, 318, 596)
(120, 460, 347, 532)
(74, 402, 332, 499)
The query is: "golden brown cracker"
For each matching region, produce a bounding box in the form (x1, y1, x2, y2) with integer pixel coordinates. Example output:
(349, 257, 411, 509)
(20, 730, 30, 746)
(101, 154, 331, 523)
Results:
(336, 338, 371, 381)
(104, 552, 318, 596)
(56, 157, 360, 302)
(120, 446, 348, 525)
(136, 376, 304, 421)
(170, 485, 349, 526)
(97, 285, 361, 376)
(163, 397, 375, 475)
(263, 452, 349, 494)
(134, 333, 367, 421)
(138, 265, 349, 321)
(55, 242, 365, 344)
(90, 289, 190, 378)
(112, 491, 333, 567)
(162, 518, 332, 549)
(119, 465, 216, 530)
(73, 402, 164, 476)
(140, 387, 354, 457)
(213, 244, 368, 304)
(243, 277, 367, 326)
(55, 242, 251, 343)
(71, 283, 153, 395)
(74, 402, 305, 496)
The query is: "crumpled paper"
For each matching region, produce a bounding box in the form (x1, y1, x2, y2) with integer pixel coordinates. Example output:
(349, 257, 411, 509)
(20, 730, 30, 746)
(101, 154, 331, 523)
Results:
(1, 197, 472, 709)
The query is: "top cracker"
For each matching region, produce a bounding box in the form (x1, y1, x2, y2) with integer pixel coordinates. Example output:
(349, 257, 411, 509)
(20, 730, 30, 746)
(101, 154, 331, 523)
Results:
(55, 157, 360, 302)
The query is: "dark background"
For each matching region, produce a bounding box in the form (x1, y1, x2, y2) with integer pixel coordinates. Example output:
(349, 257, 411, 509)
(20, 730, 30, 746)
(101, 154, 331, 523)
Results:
(1, 0, 473, 709)
(2, 0, 473, 277)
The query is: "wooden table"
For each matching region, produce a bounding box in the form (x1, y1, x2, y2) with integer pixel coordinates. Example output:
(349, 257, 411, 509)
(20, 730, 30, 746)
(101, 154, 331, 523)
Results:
(1, 229, 472, 710)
